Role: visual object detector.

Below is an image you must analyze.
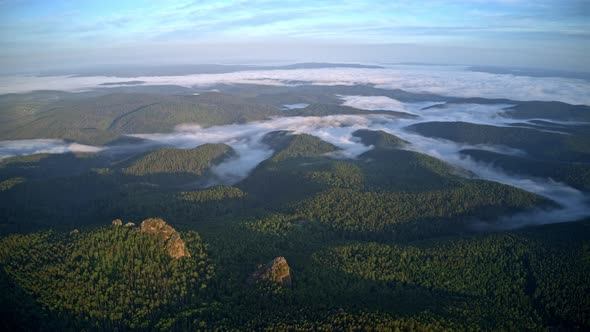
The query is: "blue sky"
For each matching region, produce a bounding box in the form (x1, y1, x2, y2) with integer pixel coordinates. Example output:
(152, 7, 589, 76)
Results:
(1, 0, 589, 71)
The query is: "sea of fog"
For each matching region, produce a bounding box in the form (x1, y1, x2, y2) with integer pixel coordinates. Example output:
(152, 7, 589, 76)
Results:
(2, 64, 590, 105)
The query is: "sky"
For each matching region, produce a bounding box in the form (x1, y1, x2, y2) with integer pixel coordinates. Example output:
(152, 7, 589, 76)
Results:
(0, 0, 589, 72)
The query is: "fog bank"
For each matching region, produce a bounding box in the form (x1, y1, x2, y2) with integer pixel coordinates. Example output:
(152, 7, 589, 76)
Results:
(0, 139, 104, 160)
(2, 65, 590, 105)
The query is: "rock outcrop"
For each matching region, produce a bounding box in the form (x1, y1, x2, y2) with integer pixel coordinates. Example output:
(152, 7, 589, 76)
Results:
(250, 256, 292, 287)
(140, 218, 190, 259)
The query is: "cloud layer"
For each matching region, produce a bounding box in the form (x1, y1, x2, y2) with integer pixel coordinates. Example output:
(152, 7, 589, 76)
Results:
(2, 65, 590, 105)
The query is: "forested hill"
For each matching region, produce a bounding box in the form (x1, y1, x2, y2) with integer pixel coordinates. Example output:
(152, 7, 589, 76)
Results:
(461, 148, 590, 191)
(1, 216, 588, 330)
(262, 131, 339, 162)
(353, 129, 409, 149)
(0, 219, 213, 331)
(0, 92, 281, 144)
(123, 143, 235, 176)
(407, 121, 590, 162)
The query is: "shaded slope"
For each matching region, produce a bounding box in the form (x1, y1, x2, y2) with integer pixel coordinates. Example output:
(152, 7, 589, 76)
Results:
(354, 129, 466, 191)
(239, 132, 341, 205)
(502, 101, 590, 122)
(461, 148, 590, 191)
(240, 130, 549, 233)
(107, 92, 280, 134)
(262, 131, 339, 162)
(407, 121, 590, 162)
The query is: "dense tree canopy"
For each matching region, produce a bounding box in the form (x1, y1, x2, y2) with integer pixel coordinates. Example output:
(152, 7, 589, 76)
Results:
(0, 224, 213, 330)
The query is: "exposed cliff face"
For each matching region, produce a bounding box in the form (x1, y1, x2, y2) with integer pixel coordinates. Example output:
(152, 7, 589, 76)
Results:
(139, 218, 190, 259)
(251, 256, 292, 287)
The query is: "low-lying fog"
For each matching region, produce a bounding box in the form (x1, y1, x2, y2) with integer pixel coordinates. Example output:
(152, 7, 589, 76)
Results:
(1, 65, 589, 229)
(2, 65, 590, 105)
(0, 139, 104, 160)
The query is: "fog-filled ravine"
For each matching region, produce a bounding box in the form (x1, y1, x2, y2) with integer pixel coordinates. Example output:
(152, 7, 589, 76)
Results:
(2, 73, 589, 230)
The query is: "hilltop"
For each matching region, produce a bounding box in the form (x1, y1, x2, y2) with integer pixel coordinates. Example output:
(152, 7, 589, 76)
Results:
(0, 218, 212, 330)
